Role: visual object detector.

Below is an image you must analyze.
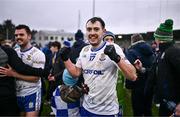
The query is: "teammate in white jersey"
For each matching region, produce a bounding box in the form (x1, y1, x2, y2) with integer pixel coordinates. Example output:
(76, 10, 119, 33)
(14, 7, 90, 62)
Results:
(14, 25, 45, 117)
(60, 17, 137, 116)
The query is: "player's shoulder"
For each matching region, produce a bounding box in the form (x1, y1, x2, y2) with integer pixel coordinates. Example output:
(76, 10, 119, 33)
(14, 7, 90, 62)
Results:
(32, 47, 44, 54)
(81, 45, 91, 53)
(30, 47, 45, 59)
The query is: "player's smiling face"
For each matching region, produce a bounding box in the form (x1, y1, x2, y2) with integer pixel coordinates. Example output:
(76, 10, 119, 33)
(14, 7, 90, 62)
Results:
(86, 21, 105, 47)
(15, 29, 31, 48)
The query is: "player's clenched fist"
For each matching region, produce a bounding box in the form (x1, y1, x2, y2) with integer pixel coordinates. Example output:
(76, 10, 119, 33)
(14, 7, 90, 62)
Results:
(104, 45, 121, 63)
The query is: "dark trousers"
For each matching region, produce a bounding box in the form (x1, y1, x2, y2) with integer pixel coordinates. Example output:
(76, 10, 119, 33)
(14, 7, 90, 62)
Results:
(131, 88, 152, 116)
(0, 97, 20, 116)
(46, 81, 58, 101)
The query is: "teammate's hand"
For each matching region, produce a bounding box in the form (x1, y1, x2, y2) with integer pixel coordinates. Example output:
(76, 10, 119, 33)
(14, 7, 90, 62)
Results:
(48, 74, 55, 81)
(134, 59, 142, 70)
(134, 59, 146, 74)
(59, 47, 71, 61)
(104, 45, 121, 63)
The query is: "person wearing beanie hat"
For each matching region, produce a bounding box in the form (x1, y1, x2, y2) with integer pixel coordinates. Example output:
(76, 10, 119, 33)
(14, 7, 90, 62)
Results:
(75, 29, 84, 41)
(144, 19, 180, 116)
(103, 31, 115, 43)
(63, 40, 72, 47)
(154, 19, 173, 42)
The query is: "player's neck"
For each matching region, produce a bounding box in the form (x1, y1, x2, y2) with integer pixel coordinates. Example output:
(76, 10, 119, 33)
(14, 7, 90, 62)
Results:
(91, 40, 106, 52)
(92, 40, 104, 49)
(20, 43, 32, 51)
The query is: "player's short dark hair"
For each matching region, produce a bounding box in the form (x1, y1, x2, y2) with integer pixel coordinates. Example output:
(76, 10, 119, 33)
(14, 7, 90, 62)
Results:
(15, 24, 31, 35)
(86, 17, 105, 29)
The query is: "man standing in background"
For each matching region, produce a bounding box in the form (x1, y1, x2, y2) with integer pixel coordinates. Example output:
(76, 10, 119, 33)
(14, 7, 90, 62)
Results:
(125, 34, 154, 116)
(153, 19, 180, 116)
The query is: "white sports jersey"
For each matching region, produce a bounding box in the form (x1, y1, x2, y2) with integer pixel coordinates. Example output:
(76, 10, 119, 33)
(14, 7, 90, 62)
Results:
(15, 46, 45, 96)
(76, 42, 130, 115)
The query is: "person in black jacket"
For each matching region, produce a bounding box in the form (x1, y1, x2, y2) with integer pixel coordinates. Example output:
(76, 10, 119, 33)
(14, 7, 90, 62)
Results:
(153, 19, 180, 116)
(0, 45, 46, 116)
(125, 34, 155, 116)
(46, 41, 65, 104)
(142, 19, 180, 116)
(70, 29, 88, 64)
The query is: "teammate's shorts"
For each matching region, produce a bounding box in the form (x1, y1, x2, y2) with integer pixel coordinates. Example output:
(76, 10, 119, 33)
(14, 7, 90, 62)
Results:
(17, 91, 41, 112)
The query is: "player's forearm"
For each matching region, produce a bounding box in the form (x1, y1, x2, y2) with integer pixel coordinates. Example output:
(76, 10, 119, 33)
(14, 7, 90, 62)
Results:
(13, 72, 39, 82)
(9, 49, 44, 76)
(64, 59, 81, 78)
(118, 59, 137, 81)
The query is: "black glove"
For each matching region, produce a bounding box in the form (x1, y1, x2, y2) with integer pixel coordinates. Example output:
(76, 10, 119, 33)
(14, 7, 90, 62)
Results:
(59, 47, 71, 61)
(104, 45, 121, 63)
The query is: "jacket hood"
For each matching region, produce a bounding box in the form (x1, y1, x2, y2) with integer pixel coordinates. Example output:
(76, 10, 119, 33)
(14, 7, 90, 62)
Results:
(73, 40, 85, 48)
(130, 40, 153, 56)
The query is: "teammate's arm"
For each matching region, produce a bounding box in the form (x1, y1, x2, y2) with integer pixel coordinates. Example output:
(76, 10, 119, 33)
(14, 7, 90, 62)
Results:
(0, 66, 39, 82)
(3, 46, 46, 76)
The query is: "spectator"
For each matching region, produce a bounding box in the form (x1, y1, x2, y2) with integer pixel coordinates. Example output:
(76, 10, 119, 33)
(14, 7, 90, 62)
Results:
(144, 19, 180, 116)
(125, 34, 154, 116)
(103, 31, 115, 43)
(41, 42, 52, 100)
(46, 41, 65, 104)
(154, 19, 180, 116)
(70, 29, 88, 64)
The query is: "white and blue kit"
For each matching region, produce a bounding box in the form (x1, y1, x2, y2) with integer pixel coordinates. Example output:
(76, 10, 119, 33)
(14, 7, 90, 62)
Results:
(15, 46, 45, 112)
(76, 42, 130, 115)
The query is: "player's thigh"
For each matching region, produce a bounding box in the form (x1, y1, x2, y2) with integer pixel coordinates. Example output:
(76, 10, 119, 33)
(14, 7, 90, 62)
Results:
(25, 111, 39, 117)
